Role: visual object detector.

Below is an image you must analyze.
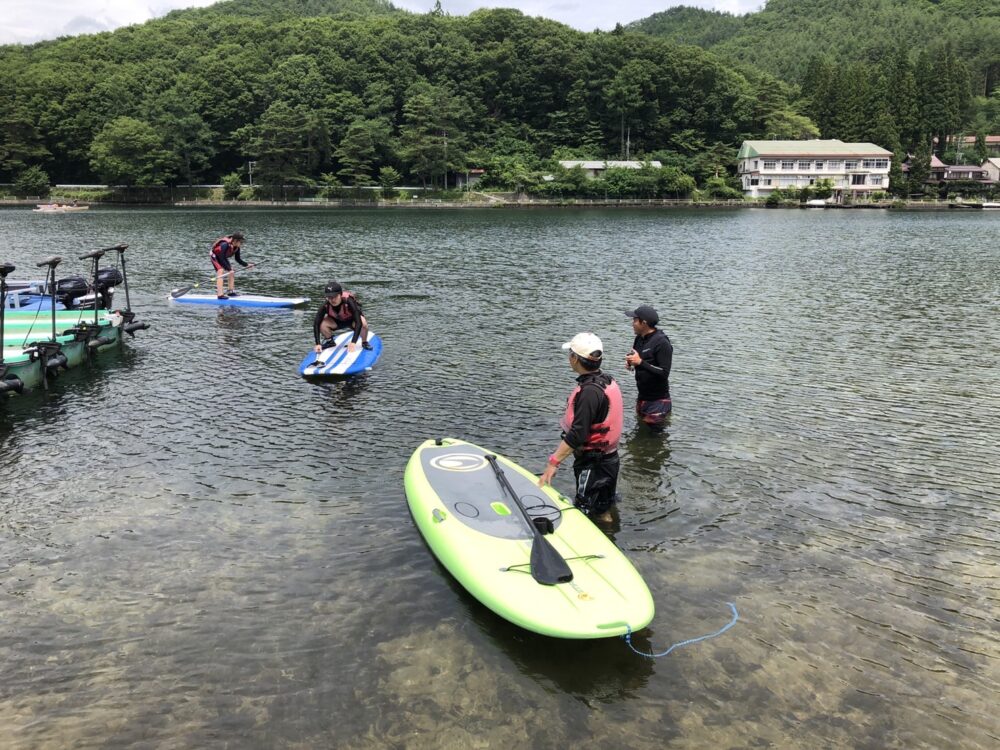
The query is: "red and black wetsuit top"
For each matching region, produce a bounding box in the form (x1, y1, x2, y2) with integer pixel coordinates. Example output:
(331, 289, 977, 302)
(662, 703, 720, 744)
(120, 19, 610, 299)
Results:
(559, 372, 623, 455)
(210, 236, 247, 269)
(312, 291, 363, 343)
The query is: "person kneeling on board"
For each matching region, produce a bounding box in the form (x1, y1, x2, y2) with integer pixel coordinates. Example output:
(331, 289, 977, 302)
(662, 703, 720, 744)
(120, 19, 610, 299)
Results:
(313, 281, 372, 353)
(538, 332, 624, 524)
(210, 231, 253, 299)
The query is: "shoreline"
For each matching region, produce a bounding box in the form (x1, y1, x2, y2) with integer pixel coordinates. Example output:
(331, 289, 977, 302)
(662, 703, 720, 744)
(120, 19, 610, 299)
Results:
(0, 198, 972, 210)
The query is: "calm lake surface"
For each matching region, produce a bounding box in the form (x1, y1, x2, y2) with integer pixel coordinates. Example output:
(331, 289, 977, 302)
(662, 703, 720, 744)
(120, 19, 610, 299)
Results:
(1, 206, 997, 749)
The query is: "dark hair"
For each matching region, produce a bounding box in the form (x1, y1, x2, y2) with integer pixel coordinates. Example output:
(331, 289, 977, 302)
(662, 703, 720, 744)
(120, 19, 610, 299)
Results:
(231, 231, 245, 241)
(573, 353, 601, 371)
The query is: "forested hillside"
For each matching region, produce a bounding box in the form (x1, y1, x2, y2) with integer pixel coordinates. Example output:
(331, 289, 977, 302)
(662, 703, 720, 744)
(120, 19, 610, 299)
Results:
(631, 0, 999, 96)
(631, 0, 1000, 170)
(0, 3, 799, 190)
(2, 0, 997, 196)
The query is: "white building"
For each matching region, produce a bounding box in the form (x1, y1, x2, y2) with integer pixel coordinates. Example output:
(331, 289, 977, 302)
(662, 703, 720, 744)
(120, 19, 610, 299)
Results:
(736, 140, 892, 199)
(980, 157, 1000, 183)
(558, 160, 662, 179)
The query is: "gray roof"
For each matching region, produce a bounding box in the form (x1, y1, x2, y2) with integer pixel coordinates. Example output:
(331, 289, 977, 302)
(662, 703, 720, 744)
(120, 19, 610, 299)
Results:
(738, 140, 892, 158)
(559, 160, 662, 170)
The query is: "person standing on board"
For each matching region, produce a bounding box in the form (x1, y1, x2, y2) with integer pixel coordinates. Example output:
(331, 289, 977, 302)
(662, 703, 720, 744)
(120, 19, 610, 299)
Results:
(624, 305, 673, 431)
(538, 332, 624, 524)
(313, 281, 372, 353)
(210, 231, 252, 299)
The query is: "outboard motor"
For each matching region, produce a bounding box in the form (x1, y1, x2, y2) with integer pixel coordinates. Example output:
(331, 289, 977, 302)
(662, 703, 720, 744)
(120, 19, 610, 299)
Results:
(54, 276, 90, 308)
(96, 268, 123, 289)
(95, 268, 123, 309)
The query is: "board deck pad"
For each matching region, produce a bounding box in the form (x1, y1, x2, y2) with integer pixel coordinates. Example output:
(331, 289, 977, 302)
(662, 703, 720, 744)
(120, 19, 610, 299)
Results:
(420, 443, 564, 540)
(298, 329, 382, 377)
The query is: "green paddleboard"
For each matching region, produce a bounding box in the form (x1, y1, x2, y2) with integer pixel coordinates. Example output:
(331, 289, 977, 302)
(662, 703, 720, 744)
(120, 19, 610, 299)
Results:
(404, 438, 654, 639)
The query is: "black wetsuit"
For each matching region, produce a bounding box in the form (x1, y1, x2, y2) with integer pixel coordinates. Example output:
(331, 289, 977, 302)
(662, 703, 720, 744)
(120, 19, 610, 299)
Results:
(631, 329, 672, 400)
(313, 296, 363, 344)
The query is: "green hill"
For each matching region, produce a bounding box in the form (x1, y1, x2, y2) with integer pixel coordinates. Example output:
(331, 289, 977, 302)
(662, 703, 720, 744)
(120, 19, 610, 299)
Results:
(165, 0, 401, 22)
(631, 0, 999, 96)
(0, 4, 785, 187)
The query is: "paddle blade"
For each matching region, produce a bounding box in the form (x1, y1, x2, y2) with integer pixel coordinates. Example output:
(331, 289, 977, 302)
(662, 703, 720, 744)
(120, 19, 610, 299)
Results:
(529, 534, 574, 585)
(484, 454, 574, 586)
(170, 285, 194, 298)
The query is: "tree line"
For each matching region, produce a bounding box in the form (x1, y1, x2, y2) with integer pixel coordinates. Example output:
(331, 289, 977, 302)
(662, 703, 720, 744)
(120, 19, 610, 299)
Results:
(0, 1, 816, 198)
(0, 0, 996, 200)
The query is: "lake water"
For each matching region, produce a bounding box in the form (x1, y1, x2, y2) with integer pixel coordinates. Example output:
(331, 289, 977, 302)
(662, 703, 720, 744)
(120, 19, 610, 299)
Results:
(1, 206, 998, 749)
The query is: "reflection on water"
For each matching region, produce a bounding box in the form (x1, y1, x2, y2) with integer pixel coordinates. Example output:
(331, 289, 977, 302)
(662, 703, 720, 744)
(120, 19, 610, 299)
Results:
(1, 207, 998, 748)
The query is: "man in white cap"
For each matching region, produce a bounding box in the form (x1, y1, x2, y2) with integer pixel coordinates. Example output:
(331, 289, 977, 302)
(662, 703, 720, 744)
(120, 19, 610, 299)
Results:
(539, 332, 624, 523)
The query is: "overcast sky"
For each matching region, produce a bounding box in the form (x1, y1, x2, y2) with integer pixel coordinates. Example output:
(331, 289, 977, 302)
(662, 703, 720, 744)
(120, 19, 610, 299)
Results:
(1, 0, 763, 46)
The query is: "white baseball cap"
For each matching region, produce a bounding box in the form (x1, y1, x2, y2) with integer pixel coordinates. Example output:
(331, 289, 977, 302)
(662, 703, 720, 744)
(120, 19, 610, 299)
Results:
(561, 332, 603, 362)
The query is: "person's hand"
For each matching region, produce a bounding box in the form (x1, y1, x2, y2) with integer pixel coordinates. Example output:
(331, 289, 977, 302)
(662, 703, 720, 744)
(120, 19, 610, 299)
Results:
(347, 341, 358, 353)
(314, 344, 322, 353)
(538, 464, 557, 487)
(625, 349, 641, 369)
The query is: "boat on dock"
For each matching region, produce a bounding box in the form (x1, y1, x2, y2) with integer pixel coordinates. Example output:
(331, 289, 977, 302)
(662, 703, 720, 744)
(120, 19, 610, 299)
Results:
(1, 245, 149, 396)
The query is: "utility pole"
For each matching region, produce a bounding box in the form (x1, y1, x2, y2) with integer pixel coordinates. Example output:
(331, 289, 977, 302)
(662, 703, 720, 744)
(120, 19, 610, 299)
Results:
(248, 161, 256, 186)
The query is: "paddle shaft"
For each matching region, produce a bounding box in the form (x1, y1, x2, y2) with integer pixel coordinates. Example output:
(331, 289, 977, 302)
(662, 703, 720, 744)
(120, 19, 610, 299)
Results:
(486, 454, 573, 585)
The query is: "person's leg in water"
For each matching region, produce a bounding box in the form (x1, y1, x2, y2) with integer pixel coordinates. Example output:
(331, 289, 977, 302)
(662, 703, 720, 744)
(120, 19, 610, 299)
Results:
(572, 452, 620, 524)
(636, 398, 672, 433)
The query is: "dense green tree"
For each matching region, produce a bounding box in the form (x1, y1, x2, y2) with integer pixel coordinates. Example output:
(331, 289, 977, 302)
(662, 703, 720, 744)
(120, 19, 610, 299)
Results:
(239, 101, 329, 185)
(88, 117, 176, 185)
(13, 165, 51, 198)
(378, 165, 400, 196)
(0, 106, 50, 179)
(335, 118, 386, 185)
(222, 172, 243, 199)
(907, 141, 932, 195)
(398, 81, 468, 188)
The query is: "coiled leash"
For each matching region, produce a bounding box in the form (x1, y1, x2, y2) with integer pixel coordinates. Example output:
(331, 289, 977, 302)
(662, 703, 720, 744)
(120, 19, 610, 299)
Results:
(623, 602, 739, 658)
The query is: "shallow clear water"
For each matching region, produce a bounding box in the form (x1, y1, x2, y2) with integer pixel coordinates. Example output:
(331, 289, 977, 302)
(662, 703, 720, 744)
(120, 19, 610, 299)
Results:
(1, 206, 998, 748)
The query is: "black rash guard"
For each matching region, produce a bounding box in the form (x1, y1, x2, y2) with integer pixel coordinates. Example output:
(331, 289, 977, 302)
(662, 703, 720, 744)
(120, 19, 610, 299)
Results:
(631, 329, 672, 400)
(562, 371, 612, 451)
(313, 296, 363, 344)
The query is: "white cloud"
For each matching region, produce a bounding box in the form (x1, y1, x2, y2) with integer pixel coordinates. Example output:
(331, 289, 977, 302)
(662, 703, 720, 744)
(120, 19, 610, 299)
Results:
(1, 0, 216, 45)
(0, 0, 762, 46)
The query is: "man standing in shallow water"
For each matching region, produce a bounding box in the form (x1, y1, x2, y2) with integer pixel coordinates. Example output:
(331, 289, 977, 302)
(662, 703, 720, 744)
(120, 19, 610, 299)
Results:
(624, 305, 673, 431)
(539, 332, 624, 524)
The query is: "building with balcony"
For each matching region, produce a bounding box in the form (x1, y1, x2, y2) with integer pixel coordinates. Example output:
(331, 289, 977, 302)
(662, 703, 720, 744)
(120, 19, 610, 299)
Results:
(736, 140, 893, 200)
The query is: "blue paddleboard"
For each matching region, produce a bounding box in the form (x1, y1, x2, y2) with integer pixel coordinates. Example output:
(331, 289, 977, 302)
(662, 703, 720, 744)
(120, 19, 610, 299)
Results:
(298, 329, 383, 377)
(169, 293, 310, 308)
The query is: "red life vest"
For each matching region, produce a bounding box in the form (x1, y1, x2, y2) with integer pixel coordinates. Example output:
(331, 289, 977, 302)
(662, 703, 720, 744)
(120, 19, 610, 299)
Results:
(211, 236, 238, 259)
(560, 374, 623, 454)
(325, 291, 358, 324)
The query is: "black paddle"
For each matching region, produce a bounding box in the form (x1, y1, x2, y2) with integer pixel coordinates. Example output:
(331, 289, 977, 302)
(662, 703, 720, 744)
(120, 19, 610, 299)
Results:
(169, 262, 262, 298)
(485, 454, 573, 586)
